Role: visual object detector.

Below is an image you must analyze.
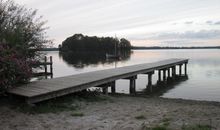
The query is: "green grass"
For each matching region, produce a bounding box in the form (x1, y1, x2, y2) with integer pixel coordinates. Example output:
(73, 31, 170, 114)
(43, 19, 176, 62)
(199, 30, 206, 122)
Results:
(135, 115, 146, 120)
(161, 118, 171, 127)
(144, 117, 171, 130)
(182, 124, 211, 130)
(152, 126, 168, 130)
(71, 112, 84, 117)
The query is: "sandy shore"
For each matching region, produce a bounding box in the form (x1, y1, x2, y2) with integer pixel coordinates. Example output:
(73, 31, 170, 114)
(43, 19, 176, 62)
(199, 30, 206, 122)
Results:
(1, 95, 220, 130)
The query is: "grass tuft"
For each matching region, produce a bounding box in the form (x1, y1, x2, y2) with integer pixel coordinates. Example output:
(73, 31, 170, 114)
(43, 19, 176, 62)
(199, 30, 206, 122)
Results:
(71, 112, 84, 117)
(182, 124, 211, 130)
(135, 115, 146, 120)
(152, 126, 168, 130)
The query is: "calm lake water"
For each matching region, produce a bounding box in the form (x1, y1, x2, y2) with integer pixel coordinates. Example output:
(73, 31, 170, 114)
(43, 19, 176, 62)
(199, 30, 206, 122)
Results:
(42, 49, 220, 102)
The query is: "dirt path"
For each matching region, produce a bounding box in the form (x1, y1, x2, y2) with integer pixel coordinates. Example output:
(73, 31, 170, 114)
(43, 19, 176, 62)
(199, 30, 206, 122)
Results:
(1, 96, 220, 130)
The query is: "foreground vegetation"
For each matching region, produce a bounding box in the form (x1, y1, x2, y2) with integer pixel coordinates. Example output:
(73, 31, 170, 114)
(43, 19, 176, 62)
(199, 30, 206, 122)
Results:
(0, 0, 50, 92)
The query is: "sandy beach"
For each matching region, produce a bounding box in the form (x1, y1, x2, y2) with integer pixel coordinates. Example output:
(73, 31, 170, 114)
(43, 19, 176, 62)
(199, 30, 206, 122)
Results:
(1, 95, 220, 130)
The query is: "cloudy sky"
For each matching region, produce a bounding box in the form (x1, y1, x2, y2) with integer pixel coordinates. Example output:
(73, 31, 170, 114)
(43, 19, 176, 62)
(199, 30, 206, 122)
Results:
(15, 0, 220, 47)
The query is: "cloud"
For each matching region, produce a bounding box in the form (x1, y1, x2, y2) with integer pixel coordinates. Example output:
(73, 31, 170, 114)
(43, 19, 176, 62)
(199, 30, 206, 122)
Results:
(206, 21, 213, 24)
(150, 30, 220, 40)
(214, 21, 220, 25)
(184, 21, 193, 24)
(206, 20, 220, 25)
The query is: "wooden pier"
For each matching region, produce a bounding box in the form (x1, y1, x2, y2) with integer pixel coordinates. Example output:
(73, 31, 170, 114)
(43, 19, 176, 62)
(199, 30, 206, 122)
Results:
(7, 58, 188, 104)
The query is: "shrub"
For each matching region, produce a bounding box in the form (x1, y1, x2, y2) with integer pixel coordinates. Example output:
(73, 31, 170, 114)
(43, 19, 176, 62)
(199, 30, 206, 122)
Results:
(0, 0, 50, 93)
(0, 43, 32, 92)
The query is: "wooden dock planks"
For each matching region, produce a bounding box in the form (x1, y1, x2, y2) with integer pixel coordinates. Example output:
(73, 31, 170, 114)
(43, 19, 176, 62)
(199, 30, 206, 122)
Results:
(7, 58, 188, 103)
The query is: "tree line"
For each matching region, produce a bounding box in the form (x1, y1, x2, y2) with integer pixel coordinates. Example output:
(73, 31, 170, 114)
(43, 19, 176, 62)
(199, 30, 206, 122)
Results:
(59, 34, 131, 54)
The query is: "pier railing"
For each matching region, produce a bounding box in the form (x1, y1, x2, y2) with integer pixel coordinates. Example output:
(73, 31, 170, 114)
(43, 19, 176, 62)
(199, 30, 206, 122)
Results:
(31, 56, 53, 78)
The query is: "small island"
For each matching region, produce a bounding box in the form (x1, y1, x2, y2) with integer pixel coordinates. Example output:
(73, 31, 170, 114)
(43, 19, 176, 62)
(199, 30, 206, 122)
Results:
(59, 34, 131, 54)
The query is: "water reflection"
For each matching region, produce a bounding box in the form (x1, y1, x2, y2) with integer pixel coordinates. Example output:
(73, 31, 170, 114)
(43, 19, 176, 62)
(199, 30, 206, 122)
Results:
(130, 75, 188, 96)
(59, 50, 132, 68)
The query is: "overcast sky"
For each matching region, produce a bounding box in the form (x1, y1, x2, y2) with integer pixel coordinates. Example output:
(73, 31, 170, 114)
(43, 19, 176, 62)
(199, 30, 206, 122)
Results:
(15, 0, 220, 47)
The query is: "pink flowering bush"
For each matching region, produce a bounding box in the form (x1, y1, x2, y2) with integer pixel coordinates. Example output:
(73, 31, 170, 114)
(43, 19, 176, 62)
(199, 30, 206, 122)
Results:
(0, 44, 32, 92)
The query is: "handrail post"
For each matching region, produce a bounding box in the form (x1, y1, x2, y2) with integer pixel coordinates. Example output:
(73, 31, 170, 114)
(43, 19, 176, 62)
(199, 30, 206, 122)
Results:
(50, 56, 53, 78)
(44, 56, 47, 79)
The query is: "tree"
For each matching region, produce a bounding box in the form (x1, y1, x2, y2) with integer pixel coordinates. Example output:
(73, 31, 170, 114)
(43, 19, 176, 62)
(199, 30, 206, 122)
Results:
(0, 0, 50, 60)
(120, 38, 131, 49)
(0, 0, 50, 91)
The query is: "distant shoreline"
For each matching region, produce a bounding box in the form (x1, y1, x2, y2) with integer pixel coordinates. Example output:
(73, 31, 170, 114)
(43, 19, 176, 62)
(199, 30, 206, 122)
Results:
(40, 46, 220, 51)
(132, 46, 220, 50)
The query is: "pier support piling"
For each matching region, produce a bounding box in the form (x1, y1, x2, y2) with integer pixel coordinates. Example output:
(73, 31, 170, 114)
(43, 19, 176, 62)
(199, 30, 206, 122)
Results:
(129, 76, 137, 94)
(179, 64, 182, 76)
(184, 62, 188, 76)
(147, 71, 154, 92)
(102, 87, 108, 94)
(158, 70, 161, 82)
(172, 66, 176, 80)
(111, 81, 116, 93)
(163, 69, 167, 82)
(167, 68, 170, 78)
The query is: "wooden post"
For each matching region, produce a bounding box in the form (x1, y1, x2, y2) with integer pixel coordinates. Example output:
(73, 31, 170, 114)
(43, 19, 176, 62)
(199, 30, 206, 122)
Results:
(129, 76, 136, 94)
(163, 69, 166, 81)
(102, 87, 108, 94)
(147, 71, 154, 92)
(44, 56, 47, 79)
(172, 66, 175, 80)
(111, 81, 116, 93)
(50, 56, 53, 75)
(184, 62, 187, 76)
(158, 70, 161, 81)
(167, 68, 170, 78)
(179, 64, 182, 76)
(172, 66, 176, 79)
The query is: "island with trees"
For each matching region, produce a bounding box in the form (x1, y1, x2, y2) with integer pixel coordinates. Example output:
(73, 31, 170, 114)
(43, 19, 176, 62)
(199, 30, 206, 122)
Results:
(59, 34, 131, 53)
(58, 34, 132, 68)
